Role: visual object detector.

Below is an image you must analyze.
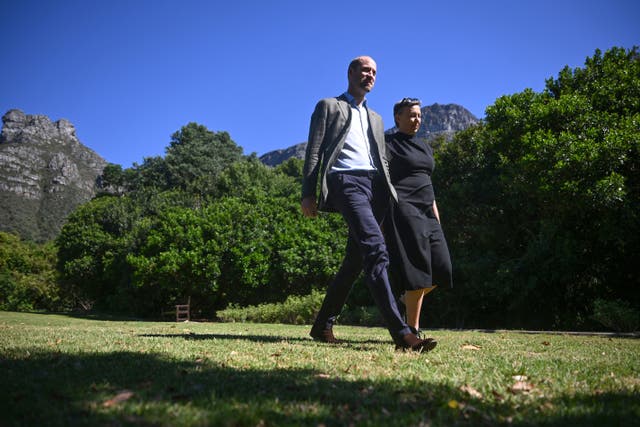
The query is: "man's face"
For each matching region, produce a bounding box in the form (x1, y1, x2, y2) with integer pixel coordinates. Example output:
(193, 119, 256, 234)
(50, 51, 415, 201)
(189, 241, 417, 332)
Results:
(349, 57, 377, 94)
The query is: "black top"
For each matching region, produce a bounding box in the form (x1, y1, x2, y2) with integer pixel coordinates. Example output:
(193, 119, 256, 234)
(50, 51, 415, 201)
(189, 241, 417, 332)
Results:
(387, 132, 435, 212)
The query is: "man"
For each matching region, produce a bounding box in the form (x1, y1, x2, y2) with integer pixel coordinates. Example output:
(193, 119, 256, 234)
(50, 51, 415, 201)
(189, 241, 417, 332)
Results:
(301, 56, 436, 351)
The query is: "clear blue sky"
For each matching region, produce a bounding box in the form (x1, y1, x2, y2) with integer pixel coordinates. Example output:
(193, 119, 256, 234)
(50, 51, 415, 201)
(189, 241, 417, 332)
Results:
(2, 0, 638, 167)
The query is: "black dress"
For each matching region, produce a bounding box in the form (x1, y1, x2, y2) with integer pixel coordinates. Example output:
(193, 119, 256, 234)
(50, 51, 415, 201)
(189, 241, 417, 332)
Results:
(384, 132, 453, 295)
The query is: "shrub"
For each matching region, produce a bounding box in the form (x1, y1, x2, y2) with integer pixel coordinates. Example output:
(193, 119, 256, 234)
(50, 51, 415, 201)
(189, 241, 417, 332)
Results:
(339, 305, 384, 326)
(592, 299, 640, 333)
(216, 290, 387, 327)
(216, 290, 325, 324)
(0, 232, 67, 311)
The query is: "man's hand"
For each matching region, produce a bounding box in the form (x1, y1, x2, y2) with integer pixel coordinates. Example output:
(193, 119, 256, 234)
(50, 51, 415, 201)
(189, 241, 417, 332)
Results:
(301, 196, 318, 218)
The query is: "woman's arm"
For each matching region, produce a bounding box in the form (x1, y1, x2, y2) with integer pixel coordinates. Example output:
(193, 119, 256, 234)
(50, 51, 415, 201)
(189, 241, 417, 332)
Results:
(433, 199, 441, 223)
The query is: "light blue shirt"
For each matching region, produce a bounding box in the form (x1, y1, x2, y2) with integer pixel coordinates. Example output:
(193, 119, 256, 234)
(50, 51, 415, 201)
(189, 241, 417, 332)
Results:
(331, 92, 377, 172)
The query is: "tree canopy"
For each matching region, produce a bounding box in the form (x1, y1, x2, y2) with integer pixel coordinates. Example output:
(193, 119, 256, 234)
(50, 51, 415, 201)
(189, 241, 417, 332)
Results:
(44, 46, 640, 329)
(434, 46, 639, 329)
(57, 124, 346, 316)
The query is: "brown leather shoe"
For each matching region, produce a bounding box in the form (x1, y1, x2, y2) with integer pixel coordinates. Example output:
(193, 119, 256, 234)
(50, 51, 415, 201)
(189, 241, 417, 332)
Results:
(396, 333, 438, 352)
(310, 326, 342, 344)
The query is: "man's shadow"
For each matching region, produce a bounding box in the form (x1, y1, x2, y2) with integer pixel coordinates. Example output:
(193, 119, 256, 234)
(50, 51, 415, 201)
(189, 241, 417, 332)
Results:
(139, 332, 389, 347)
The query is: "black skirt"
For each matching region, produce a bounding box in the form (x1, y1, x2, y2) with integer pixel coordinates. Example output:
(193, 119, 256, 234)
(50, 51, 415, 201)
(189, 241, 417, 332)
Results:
(385, 201, 453, 295)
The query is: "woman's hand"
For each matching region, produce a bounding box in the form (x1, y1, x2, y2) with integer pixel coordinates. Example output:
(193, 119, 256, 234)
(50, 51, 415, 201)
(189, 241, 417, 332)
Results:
(433, 200, 441, 223)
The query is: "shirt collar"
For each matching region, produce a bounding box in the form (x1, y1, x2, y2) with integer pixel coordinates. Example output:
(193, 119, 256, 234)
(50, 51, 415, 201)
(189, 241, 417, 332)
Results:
(343, 92, 367, 108)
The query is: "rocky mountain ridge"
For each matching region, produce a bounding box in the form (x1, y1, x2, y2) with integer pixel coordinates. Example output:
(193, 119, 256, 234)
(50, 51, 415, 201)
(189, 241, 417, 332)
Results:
(0, 109, 107, 242)
(414, 103, 479, 140)
(259, 103, 479, 166)
(259, 142, 308, 167)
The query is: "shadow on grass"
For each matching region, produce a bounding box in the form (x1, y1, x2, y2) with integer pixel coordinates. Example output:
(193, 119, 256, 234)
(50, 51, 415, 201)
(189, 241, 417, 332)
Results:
(2, 349, 638, 427)
(139, 332, 390, 347)
(26, 311, 146, 322)
(462, 328, 640, 340)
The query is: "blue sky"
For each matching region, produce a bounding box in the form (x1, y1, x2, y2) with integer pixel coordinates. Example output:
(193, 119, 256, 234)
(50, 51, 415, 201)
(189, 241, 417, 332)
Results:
(2, 0, 638, 167)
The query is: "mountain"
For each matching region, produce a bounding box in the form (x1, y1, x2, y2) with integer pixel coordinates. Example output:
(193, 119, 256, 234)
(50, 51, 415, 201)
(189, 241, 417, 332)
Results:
(259, 103, 479, 166)
(0, 109, 107, 242)
(259, 142, 307, 167)
(412, 103, 480, 140)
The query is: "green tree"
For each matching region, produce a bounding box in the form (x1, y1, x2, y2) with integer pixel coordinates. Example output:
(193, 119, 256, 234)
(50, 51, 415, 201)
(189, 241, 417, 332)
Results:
(274, 157, 305, 181)
(0, 232, 64, 311)
(165, 123, 243, 192)
(124, 175, 345, 316)
(435, 46, 640, 329)
(213, 155, 299, 200)
(56, 196, 138, 311)
(206, 193, 345, 308)
(126, 206, 221, 316)
(97, 122, 243, 197)
(129, 156, 172, 192)
(60, 152, 347, 318)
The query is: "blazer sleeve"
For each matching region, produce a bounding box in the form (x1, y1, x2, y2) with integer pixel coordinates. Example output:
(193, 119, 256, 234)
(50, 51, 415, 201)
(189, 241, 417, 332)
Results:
(369, 109, 398, 202)
(301, 99, 329, 200)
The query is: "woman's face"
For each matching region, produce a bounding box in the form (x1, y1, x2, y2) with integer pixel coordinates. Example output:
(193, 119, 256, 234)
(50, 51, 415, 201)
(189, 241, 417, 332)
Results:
(395, 105, 422, 135)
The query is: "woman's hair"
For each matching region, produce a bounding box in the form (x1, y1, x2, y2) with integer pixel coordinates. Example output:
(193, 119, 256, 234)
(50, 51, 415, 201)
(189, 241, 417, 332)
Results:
(393, 97, 421, 116)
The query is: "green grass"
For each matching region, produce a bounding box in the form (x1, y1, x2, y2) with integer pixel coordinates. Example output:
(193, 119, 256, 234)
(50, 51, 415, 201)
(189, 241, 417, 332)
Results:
(1, 312, 639, 426)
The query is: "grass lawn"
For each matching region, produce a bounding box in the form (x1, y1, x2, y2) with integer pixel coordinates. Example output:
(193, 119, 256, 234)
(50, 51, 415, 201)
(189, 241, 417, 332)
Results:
(1, 312, 638, 426)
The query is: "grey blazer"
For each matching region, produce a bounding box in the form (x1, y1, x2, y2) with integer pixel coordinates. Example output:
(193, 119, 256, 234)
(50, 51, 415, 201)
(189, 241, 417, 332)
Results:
(301, 94, 397, 212)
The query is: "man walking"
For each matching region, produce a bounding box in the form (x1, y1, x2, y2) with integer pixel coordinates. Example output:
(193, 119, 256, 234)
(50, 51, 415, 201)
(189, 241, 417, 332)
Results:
(301, 56, 436, 351)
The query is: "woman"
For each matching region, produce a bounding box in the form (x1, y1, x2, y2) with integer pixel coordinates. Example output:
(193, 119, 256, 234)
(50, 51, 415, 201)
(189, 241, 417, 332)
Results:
(383, 97, 453, 336)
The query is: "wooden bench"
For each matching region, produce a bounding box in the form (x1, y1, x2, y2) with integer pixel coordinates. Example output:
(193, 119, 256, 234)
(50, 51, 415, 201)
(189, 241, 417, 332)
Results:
(175, 297, 190, 322)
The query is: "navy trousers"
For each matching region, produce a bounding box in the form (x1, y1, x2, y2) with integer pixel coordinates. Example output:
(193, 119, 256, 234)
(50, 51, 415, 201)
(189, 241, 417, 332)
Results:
(313, 171, 411, 341)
